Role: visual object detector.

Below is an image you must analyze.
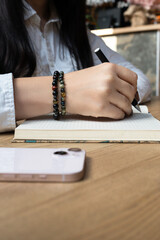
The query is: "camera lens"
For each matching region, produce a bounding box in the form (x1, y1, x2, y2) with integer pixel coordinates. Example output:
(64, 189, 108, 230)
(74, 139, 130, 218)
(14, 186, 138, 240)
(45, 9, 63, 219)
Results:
(54, 151, 68, 155)
(68, 148, 81, 152)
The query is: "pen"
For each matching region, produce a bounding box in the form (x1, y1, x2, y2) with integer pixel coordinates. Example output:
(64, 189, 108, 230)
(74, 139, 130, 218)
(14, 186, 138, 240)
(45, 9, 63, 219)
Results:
(94, 48, 141, 112)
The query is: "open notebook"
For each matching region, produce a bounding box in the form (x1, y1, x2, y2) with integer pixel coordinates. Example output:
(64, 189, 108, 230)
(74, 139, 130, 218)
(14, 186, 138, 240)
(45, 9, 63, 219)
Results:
(13, 106, 160, 143)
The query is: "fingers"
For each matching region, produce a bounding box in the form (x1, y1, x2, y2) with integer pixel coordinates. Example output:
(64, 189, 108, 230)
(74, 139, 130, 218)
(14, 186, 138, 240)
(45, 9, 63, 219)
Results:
(65, 63, 138, 120)
(102, 103, 125, 120)
(115, 77, 137, 103)
(115, 64, 138, 87)
(109, 91, 132, 116)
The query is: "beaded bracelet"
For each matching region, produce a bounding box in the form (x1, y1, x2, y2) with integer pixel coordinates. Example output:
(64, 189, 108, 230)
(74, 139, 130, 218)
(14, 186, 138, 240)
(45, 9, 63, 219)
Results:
(59, 71, 66, 116)
(52, 71, 59, 120)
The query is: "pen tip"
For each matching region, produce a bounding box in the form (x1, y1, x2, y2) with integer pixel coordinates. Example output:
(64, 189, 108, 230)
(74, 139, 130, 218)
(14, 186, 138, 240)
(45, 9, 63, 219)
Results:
(135, 105, 141, 112)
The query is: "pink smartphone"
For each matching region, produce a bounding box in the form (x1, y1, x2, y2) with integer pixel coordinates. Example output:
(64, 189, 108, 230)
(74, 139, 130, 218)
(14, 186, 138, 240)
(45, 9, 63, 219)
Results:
(0, 148, 86, 182)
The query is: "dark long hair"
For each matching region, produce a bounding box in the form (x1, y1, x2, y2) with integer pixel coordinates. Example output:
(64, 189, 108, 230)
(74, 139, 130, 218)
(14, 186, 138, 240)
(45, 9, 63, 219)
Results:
(0, 0, 93, 78)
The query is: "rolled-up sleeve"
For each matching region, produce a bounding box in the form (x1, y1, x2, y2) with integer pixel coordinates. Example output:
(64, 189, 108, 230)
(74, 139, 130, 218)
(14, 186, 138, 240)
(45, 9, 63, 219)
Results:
(88, 30, 152, 103)
(0, 73, 16, 132)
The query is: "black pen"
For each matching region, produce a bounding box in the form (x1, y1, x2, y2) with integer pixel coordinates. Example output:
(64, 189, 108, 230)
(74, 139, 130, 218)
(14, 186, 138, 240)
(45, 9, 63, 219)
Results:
(94, 48, 141, 112)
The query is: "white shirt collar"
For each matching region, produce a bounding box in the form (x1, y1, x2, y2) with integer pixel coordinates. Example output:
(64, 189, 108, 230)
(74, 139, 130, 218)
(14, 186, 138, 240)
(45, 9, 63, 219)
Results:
(23, 0, 59, 23)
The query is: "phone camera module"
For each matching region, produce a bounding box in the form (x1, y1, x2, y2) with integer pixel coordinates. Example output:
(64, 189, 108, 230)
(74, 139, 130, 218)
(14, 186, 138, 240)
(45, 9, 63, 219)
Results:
(68, 148, 81, 152)
(54, 151, 68, 155)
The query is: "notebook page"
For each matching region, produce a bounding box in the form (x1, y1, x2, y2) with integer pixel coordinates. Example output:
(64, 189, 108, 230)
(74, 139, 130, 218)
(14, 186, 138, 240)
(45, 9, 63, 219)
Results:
(16, 112, 160, 131)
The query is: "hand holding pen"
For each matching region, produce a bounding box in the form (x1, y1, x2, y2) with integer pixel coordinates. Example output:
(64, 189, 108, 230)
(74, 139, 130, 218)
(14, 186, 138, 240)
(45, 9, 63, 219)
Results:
(94, 48, 141, 112)
(65, 52, 138, 119)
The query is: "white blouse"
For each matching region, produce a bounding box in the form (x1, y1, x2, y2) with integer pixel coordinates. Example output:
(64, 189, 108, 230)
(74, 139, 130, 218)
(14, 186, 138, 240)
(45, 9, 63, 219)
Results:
(0, 1, 151, 132)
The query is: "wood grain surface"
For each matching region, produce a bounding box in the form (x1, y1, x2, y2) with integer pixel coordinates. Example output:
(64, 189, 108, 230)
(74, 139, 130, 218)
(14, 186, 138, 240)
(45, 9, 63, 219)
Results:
(0, 97, 160, 240)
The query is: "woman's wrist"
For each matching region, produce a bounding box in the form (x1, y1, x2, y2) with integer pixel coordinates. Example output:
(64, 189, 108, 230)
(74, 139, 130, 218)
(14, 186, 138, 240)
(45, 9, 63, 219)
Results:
(14, 76, 53, 120)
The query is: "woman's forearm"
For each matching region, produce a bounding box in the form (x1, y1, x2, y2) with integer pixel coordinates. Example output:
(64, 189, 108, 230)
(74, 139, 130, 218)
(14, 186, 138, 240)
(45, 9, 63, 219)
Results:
(13, 63, 137, 121)
(13, 76, 53, 120)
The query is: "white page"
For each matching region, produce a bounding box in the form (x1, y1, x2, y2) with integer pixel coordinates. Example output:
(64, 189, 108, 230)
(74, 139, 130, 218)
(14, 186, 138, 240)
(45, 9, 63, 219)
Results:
(16, 106, 160, 131)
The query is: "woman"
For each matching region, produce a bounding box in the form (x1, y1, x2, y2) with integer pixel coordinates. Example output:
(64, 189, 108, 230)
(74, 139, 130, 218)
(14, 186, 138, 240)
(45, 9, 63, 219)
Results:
(0, 0, 151, 132)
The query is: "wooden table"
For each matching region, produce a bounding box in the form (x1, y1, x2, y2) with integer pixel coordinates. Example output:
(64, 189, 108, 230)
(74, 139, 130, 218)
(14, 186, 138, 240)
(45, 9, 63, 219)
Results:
(0, 97, 160, 240)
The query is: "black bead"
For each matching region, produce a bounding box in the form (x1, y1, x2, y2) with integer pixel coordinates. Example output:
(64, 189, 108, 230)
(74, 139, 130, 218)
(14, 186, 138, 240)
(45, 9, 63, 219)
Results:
(54, 111, 59, 116)
(53, 90, 58, 95)
(53, 97, 58, 102)
(61, 88, 65, 93)
(53, 113, 59, 120)
(53, 73, 58, 77)
(54, 71, 59, 75)
(52, 92, 57, 96)
(61, 101, 65, 106)
(53, 109, 59, 115)
(52, 94, 57, 98)
(53, 104, 59, 109)
(52, 81, 57, 86)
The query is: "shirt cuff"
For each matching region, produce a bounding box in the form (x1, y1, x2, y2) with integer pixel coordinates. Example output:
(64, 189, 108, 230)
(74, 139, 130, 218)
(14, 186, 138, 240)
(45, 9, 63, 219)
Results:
(0, 73, 16, 132)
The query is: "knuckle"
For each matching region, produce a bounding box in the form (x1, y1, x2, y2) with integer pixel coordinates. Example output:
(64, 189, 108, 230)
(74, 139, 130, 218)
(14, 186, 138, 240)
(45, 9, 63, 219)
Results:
(113, 111, 125, 120)
(97, 86, 109, 98)
(102, 62, 116, 73)
(105, 86, 113, 96)
(101, 62, 108, 68)
(121, 96, 132, 114)
(122, 95, 129, 105)
(101, 63, 109, 73)
(132, 72, 138, 83)
(129, 85, 136, 99)
(134, 72, 138, 80)
(125, 104, 132, 115)
(106, 74, 115, 86)
(119, 112, 125, 119)
(109, 63, 116, 70)
(99, 86, 107, 96)
(127, 106, 132, 115)
(100, 78, 115, 96)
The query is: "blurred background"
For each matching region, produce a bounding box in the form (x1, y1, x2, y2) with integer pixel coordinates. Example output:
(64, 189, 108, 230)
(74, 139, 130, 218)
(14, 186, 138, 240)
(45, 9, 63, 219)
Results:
(86, 0, 160, 30)
(86, 0, 160, 96)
